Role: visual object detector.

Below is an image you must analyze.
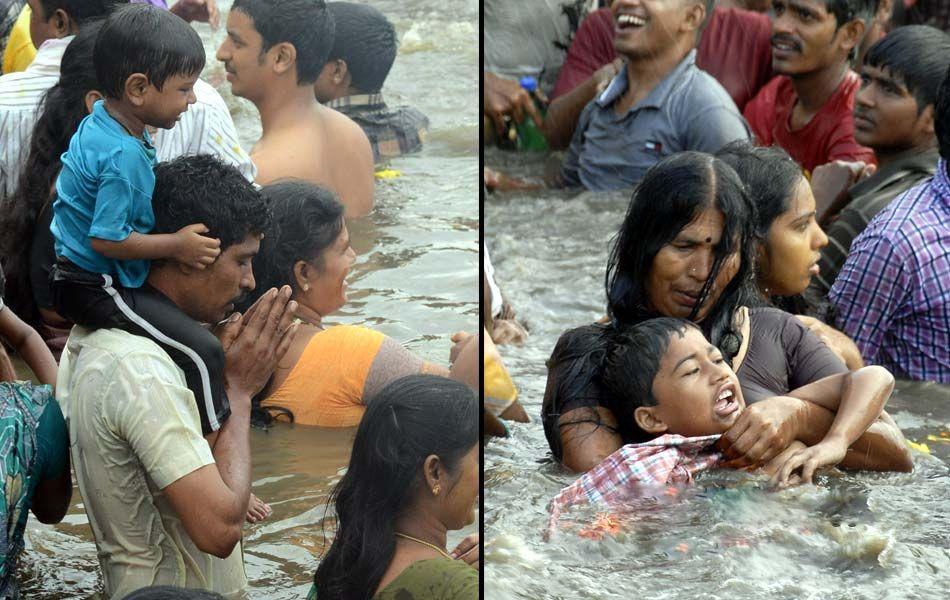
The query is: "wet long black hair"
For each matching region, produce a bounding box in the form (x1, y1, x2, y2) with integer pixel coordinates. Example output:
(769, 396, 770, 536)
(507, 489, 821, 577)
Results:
(314, 375, 478, 600)
(605, 151, 761, 365)
(236, 179, 345, 426)
(0, 19, 103, 326)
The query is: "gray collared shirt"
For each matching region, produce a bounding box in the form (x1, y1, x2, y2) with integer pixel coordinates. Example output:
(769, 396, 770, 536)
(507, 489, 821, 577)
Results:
(561, 50, 751, 191)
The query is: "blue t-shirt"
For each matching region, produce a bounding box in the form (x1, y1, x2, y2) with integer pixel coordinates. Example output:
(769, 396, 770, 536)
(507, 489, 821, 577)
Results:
(51, 100, 157, 288)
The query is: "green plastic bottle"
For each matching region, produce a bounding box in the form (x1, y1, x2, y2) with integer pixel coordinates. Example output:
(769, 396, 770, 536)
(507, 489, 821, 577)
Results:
(516, 76, 549, 152)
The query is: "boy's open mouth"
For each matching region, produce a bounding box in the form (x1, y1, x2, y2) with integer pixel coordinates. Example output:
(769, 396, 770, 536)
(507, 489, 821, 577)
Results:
(714, 383, 739, 418)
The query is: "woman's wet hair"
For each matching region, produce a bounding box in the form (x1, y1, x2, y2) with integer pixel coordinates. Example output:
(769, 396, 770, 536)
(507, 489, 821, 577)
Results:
(715, 141, 804, 241)
(0, 19, 103, 326)
(601, 318, 700, 443)
(94, 3, 205, 99)
(240, 179, 345, 310)
(315, 374, 478, 600)
(238, 179, 344, 426)
(605, 151, 760, 364)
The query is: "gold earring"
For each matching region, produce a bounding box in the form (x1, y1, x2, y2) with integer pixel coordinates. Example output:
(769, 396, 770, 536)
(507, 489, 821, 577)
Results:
(302, 284, 309, 292)
(432, 484, 441, 496)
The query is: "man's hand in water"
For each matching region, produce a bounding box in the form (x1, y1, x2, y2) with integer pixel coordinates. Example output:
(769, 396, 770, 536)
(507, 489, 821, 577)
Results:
(717, 396, 807, 469)
(245, 493, 272, 524)
(219, 286, 299, 400)
(484, 72, 544, 136)
(450, 534, 480, 570)
(170, 0, 220, 28)
(771, 435, 849, 487)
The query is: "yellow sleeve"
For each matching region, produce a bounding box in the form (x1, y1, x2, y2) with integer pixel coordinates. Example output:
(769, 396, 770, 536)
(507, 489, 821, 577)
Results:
(2, 5, 37, 75)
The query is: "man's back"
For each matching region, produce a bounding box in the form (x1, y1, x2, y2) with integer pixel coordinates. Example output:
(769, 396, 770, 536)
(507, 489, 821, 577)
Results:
(57, 327, 247, 599)
(251, 104, 374, 217)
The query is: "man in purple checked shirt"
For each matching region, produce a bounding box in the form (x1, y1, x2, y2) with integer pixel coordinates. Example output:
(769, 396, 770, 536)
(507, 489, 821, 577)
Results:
(828, 65, 950, 384)
(133, 0, 218, 27)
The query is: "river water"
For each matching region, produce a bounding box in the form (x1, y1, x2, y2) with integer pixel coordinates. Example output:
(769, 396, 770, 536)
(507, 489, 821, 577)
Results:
(484, 149, 950, 599)
(18, 1, 479, 597)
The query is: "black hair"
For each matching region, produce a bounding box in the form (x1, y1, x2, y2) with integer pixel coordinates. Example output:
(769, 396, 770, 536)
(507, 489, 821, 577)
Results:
(602, 318, 701, 443)
(315, 375, 478, 600)
(824, 0, 878, 28)
(715, 141, 804, 242)
(936, 63, 950, 161)
(151, 155, 270, 252)
(94, 3, 205, 99)
(864, 25, 950, 115)
(36, 0, 127, 25)
(233, 0, 335, 85)
(326, 2, 396, 94)
(605, 151, 761, 365)
(0, 19, 103, 325)
(120, 586, 225, 600)
(241, 180, 344, 308)
(233, 180, 344, 426)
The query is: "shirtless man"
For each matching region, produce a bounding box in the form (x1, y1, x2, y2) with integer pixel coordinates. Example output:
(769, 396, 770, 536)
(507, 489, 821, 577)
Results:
(217, 0, 374, 217)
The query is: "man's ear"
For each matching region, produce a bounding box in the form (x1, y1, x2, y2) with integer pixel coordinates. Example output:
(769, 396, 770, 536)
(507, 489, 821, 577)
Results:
(917, 103, 936, 137)
(273, 42, 297, 76)
(51, 8, 74, 38)
(124, 74, 151, 107)
(84, 90, 104, 114)
(838, 19, 866, 54)
(681, 2, 705, 34)
(634, 406, 668, 435)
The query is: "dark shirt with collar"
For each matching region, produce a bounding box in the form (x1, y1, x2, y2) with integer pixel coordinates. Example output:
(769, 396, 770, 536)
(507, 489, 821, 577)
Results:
(326, 93, 429, 163)
(560, 49, 750, 191)
(811, 147, 939, 296)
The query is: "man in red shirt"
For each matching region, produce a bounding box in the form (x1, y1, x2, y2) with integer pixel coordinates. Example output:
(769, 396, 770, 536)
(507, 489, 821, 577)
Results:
(743, 0, 878, 175)
(543, 2, 773, 149)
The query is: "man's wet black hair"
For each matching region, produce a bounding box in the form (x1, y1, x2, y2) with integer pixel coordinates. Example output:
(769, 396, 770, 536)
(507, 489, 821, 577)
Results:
(825, 0, 878, 28)
(36, 0, 127, 25)
(934, 63, 950, 162)
(326, 2, 396, 94)
(233, 0, 335, 85)
(864, 25, 950, 115)
(151, 155, 270, 253)
(94, 3, 205, 99)
(602, 318, 701, 443)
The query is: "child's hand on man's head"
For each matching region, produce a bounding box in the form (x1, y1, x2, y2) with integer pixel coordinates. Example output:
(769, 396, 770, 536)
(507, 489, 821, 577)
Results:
(174, 223, 221, 269)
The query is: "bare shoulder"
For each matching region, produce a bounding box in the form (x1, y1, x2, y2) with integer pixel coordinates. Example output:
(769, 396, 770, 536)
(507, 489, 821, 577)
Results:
(320, 105, 372, 151)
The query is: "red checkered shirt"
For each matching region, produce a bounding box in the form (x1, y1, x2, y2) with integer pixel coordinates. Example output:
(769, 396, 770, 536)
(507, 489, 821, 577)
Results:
(546, 434, 722, 537)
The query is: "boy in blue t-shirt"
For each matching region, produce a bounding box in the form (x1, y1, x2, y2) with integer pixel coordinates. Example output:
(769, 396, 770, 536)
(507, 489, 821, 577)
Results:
(50, 4, 231, 436)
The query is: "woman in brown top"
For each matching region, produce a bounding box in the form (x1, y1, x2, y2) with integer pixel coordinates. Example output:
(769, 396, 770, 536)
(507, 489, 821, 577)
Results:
(542, 153, 910, 474)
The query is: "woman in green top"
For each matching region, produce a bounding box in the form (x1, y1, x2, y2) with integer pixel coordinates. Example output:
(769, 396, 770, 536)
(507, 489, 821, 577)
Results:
(312, 375, 479, 599)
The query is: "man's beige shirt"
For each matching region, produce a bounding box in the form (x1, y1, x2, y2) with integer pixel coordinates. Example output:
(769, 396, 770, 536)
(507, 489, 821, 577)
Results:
(57, 327, 247, 599)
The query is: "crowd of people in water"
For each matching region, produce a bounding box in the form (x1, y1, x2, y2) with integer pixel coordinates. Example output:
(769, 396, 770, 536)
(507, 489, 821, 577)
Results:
(0, 0, 478, 598)
(484, 0, 948, 537)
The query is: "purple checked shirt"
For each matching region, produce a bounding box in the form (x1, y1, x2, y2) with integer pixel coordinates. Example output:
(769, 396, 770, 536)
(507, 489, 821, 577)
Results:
(131, 0, 168, 7)
(829, 159, 950, 383)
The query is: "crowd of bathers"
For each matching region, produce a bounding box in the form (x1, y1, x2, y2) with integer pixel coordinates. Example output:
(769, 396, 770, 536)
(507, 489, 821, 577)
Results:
(0, 1, 478, 598)
(483, 0, 948, 535)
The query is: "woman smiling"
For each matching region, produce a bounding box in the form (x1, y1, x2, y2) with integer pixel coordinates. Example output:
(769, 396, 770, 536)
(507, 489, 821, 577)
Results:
(244, 180, 456, 427)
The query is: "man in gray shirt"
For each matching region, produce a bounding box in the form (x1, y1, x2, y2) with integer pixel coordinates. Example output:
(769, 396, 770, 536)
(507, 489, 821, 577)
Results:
(561, 0, 750, 191)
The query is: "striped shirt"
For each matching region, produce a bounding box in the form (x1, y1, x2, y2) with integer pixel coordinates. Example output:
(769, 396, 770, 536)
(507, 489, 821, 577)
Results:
(829, 159, 950, 382)
(0, 37, 255, 202)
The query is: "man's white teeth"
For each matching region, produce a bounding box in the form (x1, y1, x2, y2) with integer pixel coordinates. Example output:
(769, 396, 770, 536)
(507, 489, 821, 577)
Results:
(718, 389, 733, 401)
(618, 14, 646, 27)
